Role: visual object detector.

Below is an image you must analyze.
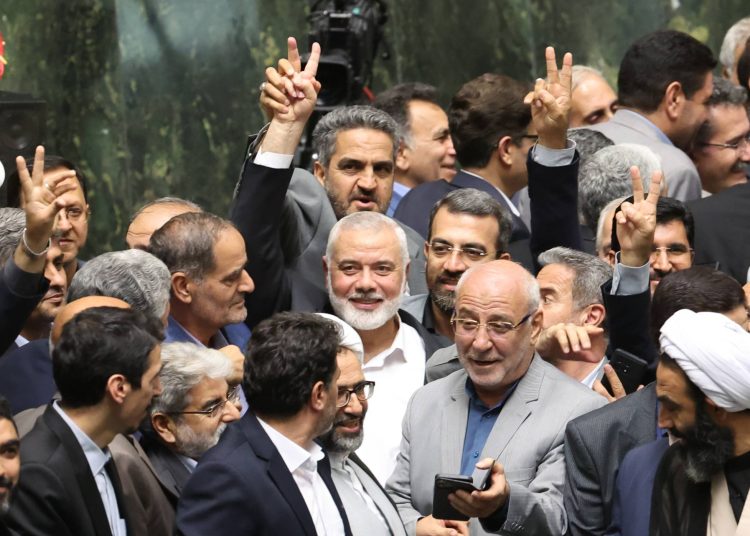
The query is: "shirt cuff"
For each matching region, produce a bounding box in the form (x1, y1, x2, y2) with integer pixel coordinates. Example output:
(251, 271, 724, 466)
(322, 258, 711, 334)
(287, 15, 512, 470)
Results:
(611, 252, 650, 295)
(4, 257, 46, 298)
(530, 140, 576, 167)
(254, 148, 294, 169)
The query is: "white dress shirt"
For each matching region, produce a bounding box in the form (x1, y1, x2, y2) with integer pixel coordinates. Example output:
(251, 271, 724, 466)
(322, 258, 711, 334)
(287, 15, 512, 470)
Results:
(53, 401, 127, 536)
(258, 418, 345, 536)
(357, 318, 425, 484)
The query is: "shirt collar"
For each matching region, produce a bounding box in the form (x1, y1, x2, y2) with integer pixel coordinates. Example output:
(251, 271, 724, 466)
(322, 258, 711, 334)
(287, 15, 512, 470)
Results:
(14, 334, 29, 348)
(392, 181, 411, 198)
(365, 315, 413, 367)
(177, 453, 198, 472)
(257, 417, 324, 474)
(52, 400, 111, 475)
(166, 316, 228, 349)
(464, 377, 519, 412)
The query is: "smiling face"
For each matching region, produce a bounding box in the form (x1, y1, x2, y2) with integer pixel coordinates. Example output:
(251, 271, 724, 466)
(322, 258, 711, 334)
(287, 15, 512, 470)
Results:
(649, 220, 694, 294)
(326, 225, 405, 331)
(318, 348, 367, 454)
(692, 104, 750, 194)
(454, 262, 541, 405)
(400, 100, 457, 185)
(314, 128, 395, 220)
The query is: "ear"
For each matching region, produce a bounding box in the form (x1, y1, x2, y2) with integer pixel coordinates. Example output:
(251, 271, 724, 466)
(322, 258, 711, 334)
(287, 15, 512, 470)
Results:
(582, 303, 606, 327)
(106, 374, 131, 405)
(423, 240, 430, 259)
(497, 136, 515, 166)
(171, 272, 192, 305)
(151, 413, 177, 446)
(396, 140, 410, 172)
(607, 249, 617, 267)
(322, 256, 330, 288)
(309, 380, 328, 412)
(529, 309, 544, 346)
(499, 252, 511, 261)
(663, 81, 685, 121)
(313, 161, 326, 187)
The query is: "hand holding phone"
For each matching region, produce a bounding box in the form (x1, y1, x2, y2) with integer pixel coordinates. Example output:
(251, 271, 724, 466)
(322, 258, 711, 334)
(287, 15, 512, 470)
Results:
(432, 460, 496, 520)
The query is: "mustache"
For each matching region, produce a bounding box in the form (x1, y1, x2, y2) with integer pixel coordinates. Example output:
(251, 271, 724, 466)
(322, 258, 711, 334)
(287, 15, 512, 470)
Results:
(0, 476, 13, 489)
(348, 291, 385, 301)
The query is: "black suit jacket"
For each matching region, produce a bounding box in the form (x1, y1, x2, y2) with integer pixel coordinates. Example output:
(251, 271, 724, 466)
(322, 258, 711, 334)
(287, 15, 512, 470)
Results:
(601, 279, 658, 369)
(139, 430, 190, 506)
(176, 412, 352, 536)
(394, 152, 582, 273)
(7, 405, 133, 536)
(688, 181, 750, 283)
(0, 339, 56, 414)
(563, 383, 658, 536)
(0, 260, 47, 356)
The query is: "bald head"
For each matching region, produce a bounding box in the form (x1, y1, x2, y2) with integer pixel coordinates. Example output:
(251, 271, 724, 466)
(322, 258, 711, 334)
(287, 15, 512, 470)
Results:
(456, 260, 540, 313)
(126, 200, 202, 249)
(52, 296, 130, 345)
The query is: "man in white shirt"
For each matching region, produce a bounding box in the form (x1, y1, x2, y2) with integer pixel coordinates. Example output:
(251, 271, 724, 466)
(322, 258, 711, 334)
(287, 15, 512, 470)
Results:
(176, 311, 352, 535)
(7, 306, 164, 536)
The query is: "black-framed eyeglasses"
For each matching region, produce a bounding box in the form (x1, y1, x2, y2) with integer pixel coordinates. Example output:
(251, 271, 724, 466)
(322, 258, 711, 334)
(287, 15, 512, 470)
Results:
(451, 312, 533, 338)
(168, 384, 242, 418)
(336, 381, 375, 408)
(699, 133, 750, 151)
(427, 242, 489, 262)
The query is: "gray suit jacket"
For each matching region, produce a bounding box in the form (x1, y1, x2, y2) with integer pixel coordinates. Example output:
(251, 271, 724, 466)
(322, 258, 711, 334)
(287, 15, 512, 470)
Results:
(589, 109, 702, 201)
(386, 355, 606, 535)
(346, 453, 407, 536)
(563, 383, 657, 536)
(425, 343, 463, 383)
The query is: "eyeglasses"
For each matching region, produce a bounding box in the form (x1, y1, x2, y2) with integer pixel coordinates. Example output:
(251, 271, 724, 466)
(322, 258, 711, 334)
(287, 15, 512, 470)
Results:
(168, 385, 242, 418)
(451, 312, 533, 338)
(650, 246, 694, 261)
(699, 133, 750, 152)
(336, 381, 375, 408)
(427, 242, 488, 262)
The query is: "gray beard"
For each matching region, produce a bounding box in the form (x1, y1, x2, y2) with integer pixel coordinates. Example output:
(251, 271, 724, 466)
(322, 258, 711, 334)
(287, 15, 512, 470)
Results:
(319, 426, 364, 455)
(173, 422, 227, 460)
(430, 289, 455, 313)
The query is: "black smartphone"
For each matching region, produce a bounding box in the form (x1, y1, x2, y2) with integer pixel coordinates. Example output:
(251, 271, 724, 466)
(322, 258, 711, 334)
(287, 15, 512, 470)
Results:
(601, 349, 648, 395)
(432, 463, 494, 521)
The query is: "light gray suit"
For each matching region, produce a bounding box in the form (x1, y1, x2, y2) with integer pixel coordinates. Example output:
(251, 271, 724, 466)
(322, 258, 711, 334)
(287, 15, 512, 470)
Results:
(588, 109, 702, 202)
(386, 355, 606, 535)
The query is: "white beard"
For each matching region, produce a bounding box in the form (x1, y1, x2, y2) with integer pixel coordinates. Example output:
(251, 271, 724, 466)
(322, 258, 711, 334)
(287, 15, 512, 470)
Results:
(327, 273, 404, 331)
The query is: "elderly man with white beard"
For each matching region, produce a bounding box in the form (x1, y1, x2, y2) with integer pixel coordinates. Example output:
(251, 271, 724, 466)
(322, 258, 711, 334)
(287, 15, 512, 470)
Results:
(323, 211, 432, 484)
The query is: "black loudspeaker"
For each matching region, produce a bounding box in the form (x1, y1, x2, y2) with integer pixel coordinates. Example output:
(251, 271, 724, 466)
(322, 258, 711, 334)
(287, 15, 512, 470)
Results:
(0, 91, 46, 207)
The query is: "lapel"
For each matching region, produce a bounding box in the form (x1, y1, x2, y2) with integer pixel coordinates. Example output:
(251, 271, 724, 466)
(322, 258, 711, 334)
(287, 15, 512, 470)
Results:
(348, 454, 406, 536)
(318, 454, 353, 536)
(708, 470, 750, 535)
(42, 406, 115, 536)
(442, 372, 470, 474)
(480, 355, 542, 460)
(240, 413, 318, 536)
(621, 383, 659, 446)
(106, 457, 133, 536)
(140, 434, 191, 500)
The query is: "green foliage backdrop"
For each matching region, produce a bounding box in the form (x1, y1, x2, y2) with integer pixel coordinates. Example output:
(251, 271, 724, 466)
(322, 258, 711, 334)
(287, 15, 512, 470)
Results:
(0, 0, 747, 256)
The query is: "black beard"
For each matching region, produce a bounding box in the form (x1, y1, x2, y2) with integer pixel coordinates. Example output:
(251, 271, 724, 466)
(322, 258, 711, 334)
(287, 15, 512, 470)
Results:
(430, 289, 455, 313)
(676, 401, 736, 483)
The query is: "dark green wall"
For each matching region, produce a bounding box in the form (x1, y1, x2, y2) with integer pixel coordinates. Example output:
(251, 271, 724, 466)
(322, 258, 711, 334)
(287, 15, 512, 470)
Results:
(0, 0, 747, 255)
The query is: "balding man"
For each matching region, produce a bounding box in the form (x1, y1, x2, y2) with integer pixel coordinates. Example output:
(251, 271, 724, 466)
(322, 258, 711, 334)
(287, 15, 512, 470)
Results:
(387, 260, 605, 535)
(126, 197, 202, 250)
(569, 66, 618, 127)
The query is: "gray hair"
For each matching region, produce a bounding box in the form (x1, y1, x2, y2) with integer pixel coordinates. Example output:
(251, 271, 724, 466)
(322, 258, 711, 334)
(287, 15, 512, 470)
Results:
(326, 211, 409, 268)
(427, 188, 512, 254)
(537, 247, 613, 310)
(149, 342, 233, 416)
(579, 143, 661, 232)
(696, 79, 749, 145)
(595, 196, 626, 255)
(0, 208, 24, 269)
(128, 196, 203, 226)
(720, 17, 750, 74)
(566, 128, 614, 164)
(312, 105, 400, 168)
(148, 212, 236, 280)
(68, 249, 171, 319)
(571, 65, 605, 93)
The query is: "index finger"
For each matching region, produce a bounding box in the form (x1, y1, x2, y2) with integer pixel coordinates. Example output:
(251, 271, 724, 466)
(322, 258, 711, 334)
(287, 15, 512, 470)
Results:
(287, 37, 301, 72)
(303, 42, 321, 77)
(545, 46, 559, 85)
(630, 165, 645, 203)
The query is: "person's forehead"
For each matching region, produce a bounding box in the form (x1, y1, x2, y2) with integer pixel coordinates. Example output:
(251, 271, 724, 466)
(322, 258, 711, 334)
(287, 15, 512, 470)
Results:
(654, 219, 689, 244)
(333, 226, 401, 261)
(656, 361, 690, 395)
(431, 208, 499, 245)
(211, 228, 247, 265)
(708, 104, 750, 138)
(131, 204, 199, 234)
(0, 417, 18, 442)
(407, 100, 448, 129)
(336, 349, 364, 385)
(537, 263, 575, 291)
(457, 267, 526, 309)
(187, 376, 227, 403)
(332, 128, 394, 157)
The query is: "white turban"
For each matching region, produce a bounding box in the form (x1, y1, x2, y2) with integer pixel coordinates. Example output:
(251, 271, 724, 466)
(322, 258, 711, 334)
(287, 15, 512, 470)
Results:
(316, 313, 364, 363)
(660, 309, 750, 412)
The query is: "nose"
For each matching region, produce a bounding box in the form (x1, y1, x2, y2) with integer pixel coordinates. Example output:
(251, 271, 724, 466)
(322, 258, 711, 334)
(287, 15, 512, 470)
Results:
(54, 211, 72, 232)
(739, 138, 750, 161)
(650, 249, 672, 273)
(657, 405, 673, 431)
(45, 263, 66, 290)
(445, 137, 456, 157)
(443, 249, 467, 273)
(356, 168, 377, 191)
(470, 324, 493, 352)
(222, 398, 242, 422)
(355, 267, 376, 293)
(344, 392, 364, 416)
(239, 269, 255, 294)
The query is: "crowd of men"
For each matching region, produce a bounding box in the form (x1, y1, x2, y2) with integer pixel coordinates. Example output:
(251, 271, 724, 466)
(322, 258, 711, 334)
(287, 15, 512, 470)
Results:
(1, 16, 750, 536)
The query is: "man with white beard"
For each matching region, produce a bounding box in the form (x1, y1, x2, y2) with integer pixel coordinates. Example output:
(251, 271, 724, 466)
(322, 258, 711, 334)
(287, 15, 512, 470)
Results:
(324, 211, 428, 484)
(140, 342, 241, 511)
